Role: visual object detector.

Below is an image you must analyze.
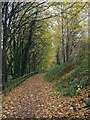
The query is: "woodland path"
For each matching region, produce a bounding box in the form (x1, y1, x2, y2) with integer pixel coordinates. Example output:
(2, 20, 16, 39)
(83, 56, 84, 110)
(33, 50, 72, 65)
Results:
(2, 74, 89, 119)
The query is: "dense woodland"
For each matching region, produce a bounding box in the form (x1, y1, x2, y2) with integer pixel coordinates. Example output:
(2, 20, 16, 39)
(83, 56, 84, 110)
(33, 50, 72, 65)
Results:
(1, 1, 90, 119)
(2, 2, 88, 82)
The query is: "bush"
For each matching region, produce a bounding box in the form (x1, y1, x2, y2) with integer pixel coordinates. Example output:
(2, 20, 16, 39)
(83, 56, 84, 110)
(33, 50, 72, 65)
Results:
(45, 61, 79, 82)
(44, 60, 89, 96)
(45, 64, 64, 82)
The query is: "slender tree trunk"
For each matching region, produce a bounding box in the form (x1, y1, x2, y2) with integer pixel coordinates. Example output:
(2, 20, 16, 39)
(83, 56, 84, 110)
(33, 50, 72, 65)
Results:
(66, 20, 69, 62)
(61, 5, 65, 63)
(56, 46, 60, 65)
(0, 2, 2, 90)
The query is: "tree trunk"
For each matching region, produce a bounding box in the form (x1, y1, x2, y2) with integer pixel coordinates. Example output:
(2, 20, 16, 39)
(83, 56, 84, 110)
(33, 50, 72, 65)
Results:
(2, 2, 8, 82)
(66, 20, 69, 62)
(61, 5, 65, 63)
(56, 46, 60, 65)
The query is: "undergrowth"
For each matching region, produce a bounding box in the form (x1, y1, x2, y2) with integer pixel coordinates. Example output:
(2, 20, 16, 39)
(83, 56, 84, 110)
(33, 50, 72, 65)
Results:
(45, 60, 89, 96)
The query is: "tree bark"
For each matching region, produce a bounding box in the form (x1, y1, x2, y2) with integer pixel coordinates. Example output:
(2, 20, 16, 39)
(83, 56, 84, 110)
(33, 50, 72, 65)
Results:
(61, 5, 65, 63)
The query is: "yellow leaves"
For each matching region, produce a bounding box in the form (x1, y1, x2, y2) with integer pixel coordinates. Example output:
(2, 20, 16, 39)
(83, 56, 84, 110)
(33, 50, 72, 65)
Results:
(58, 104, 61, 107)
(77, 103, 80, 107)
(57, 111, 63, 115)
(76, 85, 83, 93)
(30, 94, 33, 97)
(47, 102, 51, 106)
(2, 114, 7, 118)
(70, 107, 73, 110)
(2, 74, 90, 118)
(5, 106, 8, 110)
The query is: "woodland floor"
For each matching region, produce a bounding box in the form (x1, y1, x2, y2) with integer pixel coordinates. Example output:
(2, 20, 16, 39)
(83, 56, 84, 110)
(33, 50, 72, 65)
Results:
(1, 74, 90, 119)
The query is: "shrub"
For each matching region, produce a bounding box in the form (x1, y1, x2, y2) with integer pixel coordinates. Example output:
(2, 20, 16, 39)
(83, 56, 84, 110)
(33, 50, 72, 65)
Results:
(45, 61, 79, 82)
(44, 60, 89, 96)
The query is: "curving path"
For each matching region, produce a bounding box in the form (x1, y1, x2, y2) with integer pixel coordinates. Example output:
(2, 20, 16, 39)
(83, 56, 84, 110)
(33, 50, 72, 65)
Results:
(2, 74, 90, 119)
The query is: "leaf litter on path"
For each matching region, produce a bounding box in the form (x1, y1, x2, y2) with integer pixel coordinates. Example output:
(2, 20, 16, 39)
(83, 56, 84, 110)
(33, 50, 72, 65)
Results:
(2, 73, 90, 119)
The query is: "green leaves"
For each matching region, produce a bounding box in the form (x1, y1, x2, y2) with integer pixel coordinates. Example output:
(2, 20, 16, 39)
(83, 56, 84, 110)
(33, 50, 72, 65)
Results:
(84, 99, 90, 107)
(45, 59, 89, 97)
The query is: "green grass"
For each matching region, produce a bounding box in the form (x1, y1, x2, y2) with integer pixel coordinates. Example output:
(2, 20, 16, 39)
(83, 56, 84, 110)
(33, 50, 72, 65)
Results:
(45, 60, 89, 96)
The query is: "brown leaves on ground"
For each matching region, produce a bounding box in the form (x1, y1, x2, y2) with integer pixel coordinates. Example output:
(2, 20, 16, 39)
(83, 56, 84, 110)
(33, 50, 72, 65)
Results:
(2, 74, 90, 119)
